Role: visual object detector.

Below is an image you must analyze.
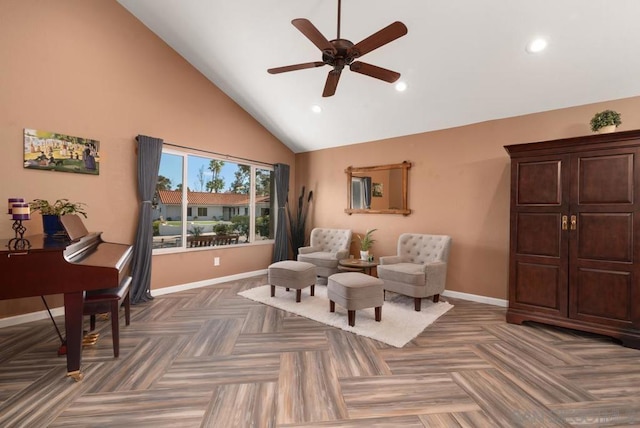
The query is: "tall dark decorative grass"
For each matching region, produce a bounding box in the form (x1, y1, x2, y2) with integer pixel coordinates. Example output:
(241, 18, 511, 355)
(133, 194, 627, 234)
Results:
(287, 186, 313, 258)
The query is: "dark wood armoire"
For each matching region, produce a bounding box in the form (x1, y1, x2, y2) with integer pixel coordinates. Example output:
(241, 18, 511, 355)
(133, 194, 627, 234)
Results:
(505, 129, 640, 349)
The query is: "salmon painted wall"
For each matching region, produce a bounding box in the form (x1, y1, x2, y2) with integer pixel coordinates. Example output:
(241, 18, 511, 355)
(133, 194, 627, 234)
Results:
(296, 96, 640, 300)
(0, 0, 294, 318)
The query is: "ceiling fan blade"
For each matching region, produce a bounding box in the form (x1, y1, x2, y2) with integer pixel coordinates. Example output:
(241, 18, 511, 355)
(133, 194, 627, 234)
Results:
(349, 61, 400, 83)
(292, 18, 337, 55)
(268, 62, 326, 74)
(352, 21, 408, 58)
(322, 69, 342, 97)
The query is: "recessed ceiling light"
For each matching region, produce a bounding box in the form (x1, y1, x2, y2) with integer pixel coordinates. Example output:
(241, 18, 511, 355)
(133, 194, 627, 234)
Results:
(526, 38, 548, 53)
(395, 81, 408, 92)
(311, 105, 322, 113)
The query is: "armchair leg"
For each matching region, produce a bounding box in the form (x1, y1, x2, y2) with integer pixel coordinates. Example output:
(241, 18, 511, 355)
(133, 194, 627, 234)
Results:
(414, 298, 421, 312)
(433, 294, 440, 303)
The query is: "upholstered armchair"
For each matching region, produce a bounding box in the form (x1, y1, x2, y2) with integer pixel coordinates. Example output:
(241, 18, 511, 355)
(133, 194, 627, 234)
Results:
(297, 228, 352, 284)
(377, 233, 451, 311)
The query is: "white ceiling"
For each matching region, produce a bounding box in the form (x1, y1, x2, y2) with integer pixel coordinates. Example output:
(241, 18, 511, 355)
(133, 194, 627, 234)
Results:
(116, 0, 640, 153)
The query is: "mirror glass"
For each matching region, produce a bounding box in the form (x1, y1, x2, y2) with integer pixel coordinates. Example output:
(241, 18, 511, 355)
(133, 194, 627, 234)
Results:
(345, 161, 411, 215)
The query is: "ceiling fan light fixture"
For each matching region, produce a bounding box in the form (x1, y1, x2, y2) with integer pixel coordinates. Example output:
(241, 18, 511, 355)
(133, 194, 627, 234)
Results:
(395, 81, 407, 92)
(526, 38, 548, 53)
(267, 1, 407, 97)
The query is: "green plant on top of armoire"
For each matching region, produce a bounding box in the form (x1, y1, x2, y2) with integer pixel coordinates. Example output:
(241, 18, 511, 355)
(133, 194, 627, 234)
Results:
(590, 109, 622, 133)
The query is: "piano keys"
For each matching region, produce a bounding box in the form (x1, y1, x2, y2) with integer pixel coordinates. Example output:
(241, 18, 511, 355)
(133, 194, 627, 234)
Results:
(0, 215, 132, 381)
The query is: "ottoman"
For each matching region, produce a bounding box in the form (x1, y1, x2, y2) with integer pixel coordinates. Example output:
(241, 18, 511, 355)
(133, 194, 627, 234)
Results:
(327, 272, 384, 326)
(268, 260, 317, 302)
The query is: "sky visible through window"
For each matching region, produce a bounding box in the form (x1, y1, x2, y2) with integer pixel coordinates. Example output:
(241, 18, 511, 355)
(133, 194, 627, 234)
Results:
(160, 154, 242, 192)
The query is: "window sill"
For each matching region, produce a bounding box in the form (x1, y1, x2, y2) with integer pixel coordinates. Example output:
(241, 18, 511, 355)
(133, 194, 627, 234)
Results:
(152, 239, 274, 256)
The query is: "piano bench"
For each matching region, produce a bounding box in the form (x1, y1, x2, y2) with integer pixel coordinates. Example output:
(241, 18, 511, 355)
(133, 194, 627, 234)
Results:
(83, 276, 132, 358)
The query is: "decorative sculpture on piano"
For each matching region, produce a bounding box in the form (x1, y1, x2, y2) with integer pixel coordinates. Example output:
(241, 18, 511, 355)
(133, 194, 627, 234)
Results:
(7, 198, 31, 250)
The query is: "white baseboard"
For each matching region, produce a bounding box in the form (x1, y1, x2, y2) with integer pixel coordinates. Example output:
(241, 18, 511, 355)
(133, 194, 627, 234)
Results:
(150, 269, 267, 297)
(0, 270, 505, 327)
(442, 290, 508, 307)
(0, 306, 66, 329)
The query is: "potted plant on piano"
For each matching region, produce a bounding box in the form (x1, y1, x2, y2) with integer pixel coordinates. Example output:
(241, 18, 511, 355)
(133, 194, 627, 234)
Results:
(29, 198, 87, 237)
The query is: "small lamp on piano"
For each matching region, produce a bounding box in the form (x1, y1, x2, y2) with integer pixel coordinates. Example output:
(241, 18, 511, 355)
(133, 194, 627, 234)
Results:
(7, 199, 31, 250)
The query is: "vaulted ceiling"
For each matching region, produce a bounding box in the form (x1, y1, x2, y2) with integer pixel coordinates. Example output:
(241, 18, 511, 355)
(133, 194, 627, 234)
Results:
(117, 0, 640, 153)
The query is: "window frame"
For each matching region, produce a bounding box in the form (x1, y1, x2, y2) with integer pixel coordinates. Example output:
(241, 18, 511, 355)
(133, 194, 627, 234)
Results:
(153, 147, 276, 254)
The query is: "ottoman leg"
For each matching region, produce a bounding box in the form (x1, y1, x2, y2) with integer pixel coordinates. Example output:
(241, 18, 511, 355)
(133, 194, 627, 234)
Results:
(270, 285, 275, 297)
(375, 306, 381, 322)
(330, 300, 335, 312)
(310, 284, 315, 296)
(296, 289, 301, 302)
(286, 288, 290, 291)
(414, 298, 421, 312)
(348, 310, 355, 327)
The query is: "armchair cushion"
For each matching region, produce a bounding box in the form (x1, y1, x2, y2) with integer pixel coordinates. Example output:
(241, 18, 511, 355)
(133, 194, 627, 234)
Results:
(298, 245, 320, 254)
(298, 251, 343, 269)
(378, 255, 405, 265)
(376, 263, 425, 286)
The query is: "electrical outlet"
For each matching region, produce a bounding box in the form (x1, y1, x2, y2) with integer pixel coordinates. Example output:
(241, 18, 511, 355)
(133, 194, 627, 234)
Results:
(214, 257, 220, 266)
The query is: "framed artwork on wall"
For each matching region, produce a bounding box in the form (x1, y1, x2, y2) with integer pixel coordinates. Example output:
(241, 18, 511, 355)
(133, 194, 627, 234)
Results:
(23, 128, 100, 175)
(372, 182, 383, 197)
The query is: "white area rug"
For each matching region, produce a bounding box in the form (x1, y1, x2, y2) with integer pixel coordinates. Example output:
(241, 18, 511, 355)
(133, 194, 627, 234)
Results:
(238, 285, 453, 348)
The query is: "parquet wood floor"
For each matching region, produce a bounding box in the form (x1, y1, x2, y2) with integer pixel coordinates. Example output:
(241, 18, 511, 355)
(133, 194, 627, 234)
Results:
(1, 274, 639, 427)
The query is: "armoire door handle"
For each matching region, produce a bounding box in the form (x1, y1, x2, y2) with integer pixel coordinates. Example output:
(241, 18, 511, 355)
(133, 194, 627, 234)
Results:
(570, 215, 577, 230)
(562, 215, 568, 230)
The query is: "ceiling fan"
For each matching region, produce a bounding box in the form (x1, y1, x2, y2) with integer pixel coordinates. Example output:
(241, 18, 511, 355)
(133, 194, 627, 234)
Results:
(267, 0, 408, 97)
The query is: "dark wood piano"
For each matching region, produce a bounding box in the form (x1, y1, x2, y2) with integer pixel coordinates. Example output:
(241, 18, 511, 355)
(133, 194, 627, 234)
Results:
(0, 215, 132, 381)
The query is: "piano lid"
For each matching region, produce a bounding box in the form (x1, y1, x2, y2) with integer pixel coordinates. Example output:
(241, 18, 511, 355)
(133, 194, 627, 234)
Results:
(60, 214, 89, 241)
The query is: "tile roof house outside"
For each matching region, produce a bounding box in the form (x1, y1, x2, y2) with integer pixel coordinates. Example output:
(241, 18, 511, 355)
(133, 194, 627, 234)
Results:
(155, 190, 270, 222)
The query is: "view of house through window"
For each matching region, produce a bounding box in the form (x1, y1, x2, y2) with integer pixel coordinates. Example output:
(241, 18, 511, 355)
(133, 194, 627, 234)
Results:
(152, 149, 275, 250)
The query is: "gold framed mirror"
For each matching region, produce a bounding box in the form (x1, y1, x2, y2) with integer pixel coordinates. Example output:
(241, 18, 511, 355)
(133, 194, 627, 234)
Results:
(345, 161, 411, 215)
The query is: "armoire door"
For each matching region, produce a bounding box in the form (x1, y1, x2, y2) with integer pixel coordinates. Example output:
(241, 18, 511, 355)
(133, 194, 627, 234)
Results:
(568, 147, 640, 328)
(509, 154, 570, 317)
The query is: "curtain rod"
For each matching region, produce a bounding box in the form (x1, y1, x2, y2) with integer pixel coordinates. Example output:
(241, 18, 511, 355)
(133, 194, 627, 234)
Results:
(162, 141, 275, 167)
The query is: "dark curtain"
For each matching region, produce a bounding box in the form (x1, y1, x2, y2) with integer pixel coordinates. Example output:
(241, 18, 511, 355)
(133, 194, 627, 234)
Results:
(363, 176, 372, 209)
(272, 163, 290, 262)
(131, 135, 163, 304)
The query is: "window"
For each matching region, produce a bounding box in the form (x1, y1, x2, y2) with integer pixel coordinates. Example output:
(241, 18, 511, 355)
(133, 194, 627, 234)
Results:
(152, 148, 275, 251)
(351, 177, 365, 209)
